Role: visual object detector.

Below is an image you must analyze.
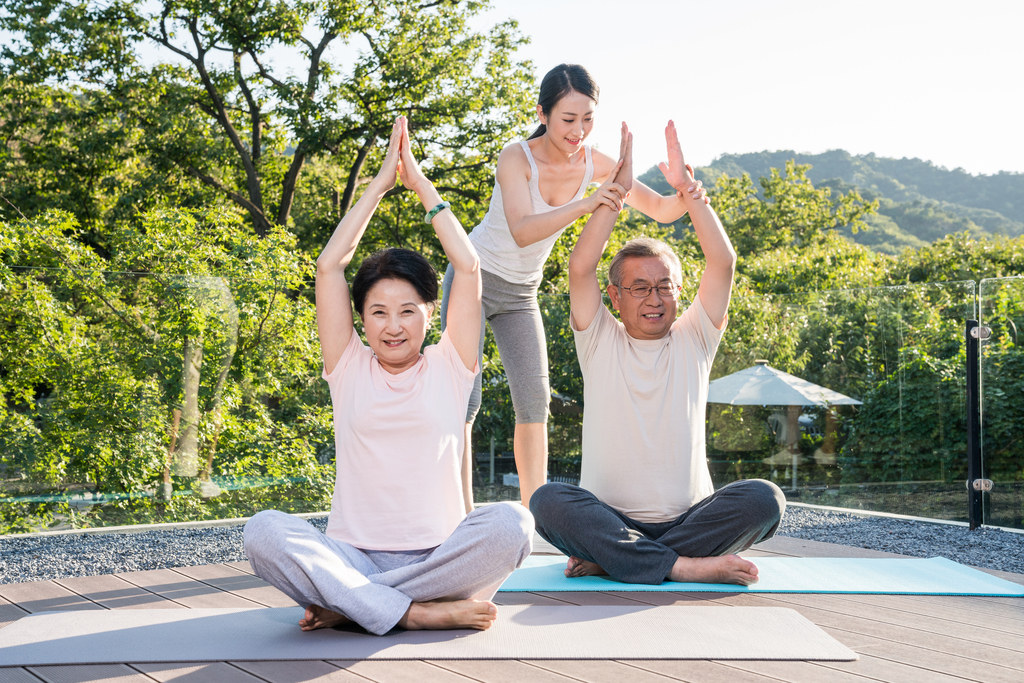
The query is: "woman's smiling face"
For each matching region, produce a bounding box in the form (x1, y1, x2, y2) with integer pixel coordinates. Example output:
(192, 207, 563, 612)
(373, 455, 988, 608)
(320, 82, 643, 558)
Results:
(538, 90, 596, 156)
(361, 278, 433, 374)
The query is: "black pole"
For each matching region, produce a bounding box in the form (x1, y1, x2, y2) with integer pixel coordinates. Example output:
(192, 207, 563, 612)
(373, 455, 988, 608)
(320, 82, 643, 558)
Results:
(966, 319, 983, 530)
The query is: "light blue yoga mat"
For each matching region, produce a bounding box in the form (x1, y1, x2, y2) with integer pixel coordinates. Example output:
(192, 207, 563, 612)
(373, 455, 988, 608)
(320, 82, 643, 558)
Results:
(499, 555, 1024, 596)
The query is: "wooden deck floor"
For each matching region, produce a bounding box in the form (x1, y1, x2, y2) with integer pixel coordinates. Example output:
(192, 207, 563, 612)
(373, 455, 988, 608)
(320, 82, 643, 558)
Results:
(1, 535, 1022, 683)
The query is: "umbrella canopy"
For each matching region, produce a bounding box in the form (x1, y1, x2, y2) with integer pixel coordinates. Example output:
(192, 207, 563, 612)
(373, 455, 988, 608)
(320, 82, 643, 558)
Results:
(708, 361, 863, 407)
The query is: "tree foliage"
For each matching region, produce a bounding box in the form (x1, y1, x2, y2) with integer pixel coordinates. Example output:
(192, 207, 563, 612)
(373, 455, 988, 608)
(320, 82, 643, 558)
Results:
(0, 0, 535, 245)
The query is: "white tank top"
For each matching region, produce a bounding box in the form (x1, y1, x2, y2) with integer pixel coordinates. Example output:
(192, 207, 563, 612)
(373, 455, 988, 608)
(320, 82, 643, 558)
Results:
(469, 141, 594, 285)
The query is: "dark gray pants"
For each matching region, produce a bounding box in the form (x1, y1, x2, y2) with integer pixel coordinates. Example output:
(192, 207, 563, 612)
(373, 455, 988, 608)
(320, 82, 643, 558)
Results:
(530, 479, 786, 584)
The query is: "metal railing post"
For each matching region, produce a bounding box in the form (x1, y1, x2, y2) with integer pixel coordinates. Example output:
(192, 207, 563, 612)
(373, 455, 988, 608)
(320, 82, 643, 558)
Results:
(966, 319, 983, 530)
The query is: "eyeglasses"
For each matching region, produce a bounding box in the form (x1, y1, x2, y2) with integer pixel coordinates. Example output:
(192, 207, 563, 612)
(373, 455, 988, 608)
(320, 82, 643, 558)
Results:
(615, 282, 681, 299)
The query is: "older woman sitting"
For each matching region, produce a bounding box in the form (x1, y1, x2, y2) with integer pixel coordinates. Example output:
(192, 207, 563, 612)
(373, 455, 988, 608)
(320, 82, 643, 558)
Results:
(244, 117, 533, 636)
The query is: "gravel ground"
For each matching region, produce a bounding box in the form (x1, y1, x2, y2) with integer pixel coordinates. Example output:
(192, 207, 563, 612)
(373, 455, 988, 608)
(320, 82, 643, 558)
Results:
(1, 507, 1022, 585)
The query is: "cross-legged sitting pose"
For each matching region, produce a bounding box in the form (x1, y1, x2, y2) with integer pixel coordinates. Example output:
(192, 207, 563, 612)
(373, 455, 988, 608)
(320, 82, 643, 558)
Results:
(530, 122, 785, 586)
(244, 117, 534, 635)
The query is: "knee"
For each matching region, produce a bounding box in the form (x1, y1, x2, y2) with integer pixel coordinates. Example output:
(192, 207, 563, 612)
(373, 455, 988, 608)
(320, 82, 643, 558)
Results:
(740, 479, 786, 525)
(243, 509, 290, 558)
(477, 502, 534, 559)
(529, 482, 575, 526)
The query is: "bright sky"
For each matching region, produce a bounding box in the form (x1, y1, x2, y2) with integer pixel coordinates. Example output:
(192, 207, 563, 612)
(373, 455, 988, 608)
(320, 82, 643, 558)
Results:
(474, 0, 1024, 176)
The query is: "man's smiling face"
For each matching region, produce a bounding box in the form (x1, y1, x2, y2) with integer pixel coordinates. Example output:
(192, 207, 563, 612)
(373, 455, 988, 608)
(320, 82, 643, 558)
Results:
(607, 255, 680, 340)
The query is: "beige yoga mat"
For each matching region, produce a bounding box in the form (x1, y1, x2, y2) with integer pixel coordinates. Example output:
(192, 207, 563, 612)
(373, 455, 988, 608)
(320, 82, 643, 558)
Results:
(0, 605, 856, 665)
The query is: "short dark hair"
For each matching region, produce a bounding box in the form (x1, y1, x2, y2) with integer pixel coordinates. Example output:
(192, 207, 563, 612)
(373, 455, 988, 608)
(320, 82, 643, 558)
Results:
(528, 64, 600, 141)
(608, 238, 683, 286)
(351, 248, 438, 317)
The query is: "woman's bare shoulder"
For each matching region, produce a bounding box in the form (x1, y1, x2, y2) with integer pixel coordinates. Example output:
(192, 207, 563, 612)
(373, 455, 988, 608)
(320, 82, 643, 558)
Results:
(497, 141, 531, 181)
(590, 147, 619, 181)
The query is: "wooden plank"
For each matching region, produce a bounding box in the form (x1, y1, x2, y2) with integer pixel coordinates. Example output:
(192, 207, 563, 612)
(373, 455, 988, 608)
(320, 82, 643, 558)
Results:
(27, 664, 155, 683)
(233, 660, 368, 683)
(53, 575, 182, 611)
(710, 660, 878, 683)
(819, 653, 995, 683)
(755, 597, 1024, 671)
(762, 592, 1024, 663)
(857, 640, 1024, 683)
(0, 581, 103, 615)
(132, 663, 264, 682)
(0, 596, 30, 629)
(427, 660, 578, 682)
(170, 565, 296, 608)
(626, 660, 785, 682)
(601, 592, 710, 607)
(331, 660, 478, 683)
(493, 592, 577, 606)
(222, 561, 256, 576)
(529, 591, 648, 606)
(0, 668, 44, 683)
(113, 569, 264, 609)
(818, 592, 1024, 635)
(819, 591, 1024, 622)
(529, 660, 692, 682)
(755, 536, 909, 559)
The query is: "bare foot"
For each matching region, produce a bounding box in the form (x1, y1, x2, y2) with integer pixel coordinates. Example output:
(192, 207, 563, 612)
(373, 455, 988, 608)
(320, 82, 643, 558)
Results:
(669, 555, 759, 586)
(299, 604, 351, 631)
(398, 599, 497, 631)
(564, 555, 608, 578)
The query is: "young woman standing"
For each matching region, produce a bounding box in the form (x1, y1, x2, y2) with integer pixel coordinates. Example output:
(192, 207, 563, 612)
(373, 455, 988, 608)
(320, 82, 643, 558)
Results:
(441, 64, 708, 507)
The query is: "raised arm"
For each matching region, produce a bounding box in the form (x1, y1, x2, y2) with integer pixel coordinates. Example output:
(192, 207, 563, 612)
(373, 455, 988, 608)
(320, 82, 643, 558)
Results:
(590, 150, 710, 224)
(500, 145, 627, 248)
(316, 119, 401, 375)
(658, 120, 735, 329)
(397, 118, 481, 372)
(568, 123, 630, 332)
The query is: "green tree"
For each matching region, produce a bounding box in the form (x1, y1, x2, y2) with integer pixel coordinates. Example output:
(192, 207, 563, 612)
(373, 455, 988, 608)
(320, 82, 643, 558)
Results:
(0, 0, 535, 246)
(0, 207, 332, 531)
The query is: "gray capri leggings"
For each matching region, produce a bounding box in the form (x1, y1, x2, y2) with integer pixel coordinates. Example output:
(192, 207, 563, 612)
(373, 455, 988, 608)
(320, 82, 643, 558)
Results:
(440, 265, 550, 424)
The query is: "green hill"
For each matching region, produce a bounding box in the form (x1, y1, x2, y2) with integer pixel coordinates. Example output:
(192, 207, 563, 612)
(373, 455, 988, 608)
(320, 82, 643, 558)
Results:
(638, 150, 1024, 254)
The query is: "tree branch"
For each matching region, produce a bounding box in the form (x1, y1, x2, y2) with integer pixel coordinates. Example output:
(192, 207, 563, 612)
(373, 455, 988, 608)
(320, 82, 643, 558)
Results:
(183, 16, 266, 234)
(339, 134, 377, 215)
(183, 164, 273, 236)
(233, 51, 262, 160)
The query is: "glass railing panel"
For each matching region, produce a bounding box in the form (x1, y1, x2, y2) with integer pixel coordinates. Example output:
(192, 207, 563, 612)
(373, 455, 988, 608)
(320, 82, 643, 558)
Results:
(0, 268, 330, 533)
(710, 282, 975, 520)
(979, 277, 1024, 530)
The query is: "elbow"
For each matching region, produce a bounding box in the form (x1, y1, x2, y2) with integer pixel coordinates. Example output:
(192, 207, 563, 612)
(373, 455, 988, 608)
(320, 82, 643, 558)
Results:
(568, 255, 591, 281)
(316, 254, 347, 278)
(509, 225, 534, 249)
(714, 248, 737, 279)
(453, 252, 481, 278)
(315, 256, 332, 277)
(725, 246, 738, 272)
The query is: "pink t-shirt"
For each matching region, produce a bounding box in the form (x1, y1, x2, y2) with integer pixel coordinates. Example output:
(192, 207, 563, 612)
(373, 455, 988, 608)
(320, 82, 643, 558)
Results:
(322, 330, 477, 550)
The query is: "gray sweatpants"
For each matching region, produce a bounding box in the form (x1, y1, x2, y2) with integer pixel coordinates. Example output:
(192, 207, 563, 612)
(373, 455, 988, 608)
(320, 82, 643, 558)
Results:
(244, 504, 534, 635)
(440, 265, 550, 424)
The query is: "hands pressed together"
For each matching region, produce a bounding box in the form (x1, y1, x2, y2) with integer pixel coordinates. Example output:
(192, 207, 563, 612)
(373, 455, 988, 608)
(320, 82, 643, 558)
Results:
(659, 120, 709, 205)
(372, 115, 432, 194)
(379, 115, 709, 213)
(586, 119, 708, 217)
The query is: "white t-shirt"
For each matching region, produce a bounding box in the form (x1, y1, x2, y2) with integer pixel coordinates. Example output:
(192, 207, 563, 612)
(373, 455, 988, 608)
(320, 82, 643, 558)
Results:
(572, 297, 725, 523)
(322, 330, 477, 550)
(469, 141, 594, 285)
